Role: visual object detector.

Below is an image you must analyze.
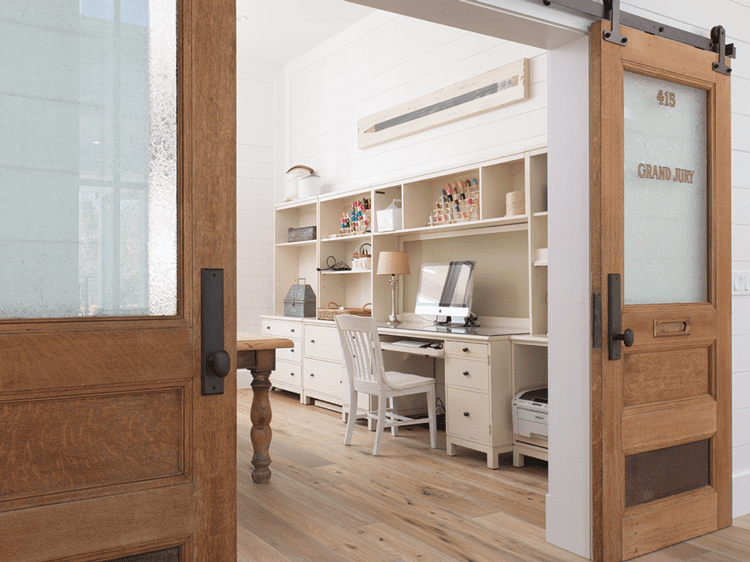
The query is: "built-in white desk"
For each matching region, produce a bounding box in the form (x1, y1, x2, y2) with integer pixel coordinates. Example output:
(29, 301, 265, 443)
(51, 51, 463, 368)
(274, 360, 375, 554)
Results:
(377, 320, 527, 468)
(261, 314, 541, 469)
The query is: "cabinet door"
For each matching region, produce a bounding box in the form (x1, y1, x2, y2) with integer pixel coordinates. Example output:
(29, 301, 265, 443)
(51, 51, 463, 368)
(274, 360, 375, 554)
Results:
(305, 357, 344, 399)
(305, 324, 343, 362)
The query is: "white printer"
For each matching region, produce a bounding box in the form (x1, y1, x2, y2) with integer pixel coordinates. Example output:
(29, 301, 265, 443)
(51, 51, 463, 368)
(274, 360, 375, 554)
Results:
(512, 386, 548, 440)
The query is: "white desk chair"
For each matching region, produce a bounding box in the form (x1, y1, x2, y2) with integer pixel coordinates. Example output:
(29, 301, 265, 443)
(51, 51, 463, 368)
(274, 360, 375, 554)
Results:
(335, 315, 437, 456)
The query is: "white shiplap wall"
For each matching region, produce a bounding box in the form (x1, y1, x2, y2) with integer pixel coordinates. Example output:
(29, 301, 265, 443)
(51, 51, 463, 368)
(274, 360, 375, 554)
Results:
(237, 57, 282, 349)
(282, 11, 547, 200)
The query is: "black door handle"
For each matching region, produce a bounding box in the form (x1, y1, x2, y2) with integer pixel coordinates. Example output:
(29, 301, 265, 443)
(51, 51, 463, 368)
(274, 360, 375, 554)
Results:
(608, 273, 635, 360)
(613, 329, 634, 348)
(201, 269, 229, 394)
(208, 350, 231, 377)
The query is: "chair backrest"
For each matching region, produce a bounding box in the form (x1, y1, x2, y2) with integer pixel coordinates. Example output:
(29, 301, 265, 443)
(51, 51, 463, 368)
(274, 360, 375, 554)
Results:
(335, 315, 385, 395)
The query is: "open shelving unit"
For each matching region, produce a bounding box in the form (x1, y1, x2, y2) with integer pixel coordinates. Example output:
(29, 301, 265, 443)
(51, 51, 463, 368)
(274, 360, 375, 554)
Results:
(271, 147, 549, 327)
(265, 148, 549, 454)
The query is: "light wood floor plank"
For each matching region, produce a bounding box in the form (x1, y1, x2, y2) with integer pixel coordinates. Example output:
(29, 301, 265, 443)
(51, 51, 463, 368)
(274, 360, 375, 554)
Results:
(237, 389, 750, 562)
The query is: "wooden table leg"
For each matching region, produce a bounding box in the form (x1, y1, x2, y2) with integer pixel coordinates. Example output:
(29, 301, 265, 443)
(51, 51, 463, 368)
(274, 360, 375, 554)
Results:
(249, 350, 275, 484)
(250, 369, 272, 483)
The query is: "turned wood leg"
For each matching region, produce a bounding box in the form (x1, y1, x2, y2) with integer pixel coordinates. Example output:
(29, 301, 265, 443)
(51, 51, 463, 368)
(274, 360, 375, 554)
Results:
(250, 368, 273, 484)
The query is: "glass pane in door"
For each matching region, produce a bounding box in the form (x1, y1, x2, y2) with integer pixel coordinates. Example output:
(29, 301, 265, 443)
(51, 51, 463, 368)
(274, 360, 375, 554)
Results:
(0, 0, 177, 319)
(623, 72, 708, 305)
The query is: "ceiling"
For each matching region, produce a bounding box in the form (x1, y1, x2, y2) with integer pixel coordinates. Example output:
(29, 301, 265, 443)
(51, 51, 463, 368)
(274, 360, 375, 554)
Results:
(236, 0, 376, 65)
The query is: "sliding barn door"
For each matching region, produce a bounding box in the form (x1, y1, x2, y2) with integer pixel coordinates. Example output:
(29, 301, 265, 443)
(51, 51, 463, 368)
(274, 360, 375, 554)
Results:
(0, 1, 237, 560)
(590, 20, 732, 562)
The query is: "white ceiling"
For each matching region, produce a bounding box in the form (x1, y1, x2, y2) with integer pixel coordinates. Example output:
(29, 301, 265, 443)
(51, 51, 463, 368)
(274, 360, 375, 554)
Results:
(236, 0, 376, 65)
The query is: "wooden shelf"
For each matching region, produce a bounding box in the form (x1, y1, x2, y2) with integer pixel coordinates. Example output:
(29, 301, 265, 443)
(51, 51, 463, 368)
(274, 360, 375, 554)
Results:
(373, 214, 527, 239)
(276, 239, 316, 248)
(276, 198, 318, 211)
(533, 260, 548, 267)
(320, 269, 370, 275)
(321, 233, 372, 243)
(532, 211, 548, 217)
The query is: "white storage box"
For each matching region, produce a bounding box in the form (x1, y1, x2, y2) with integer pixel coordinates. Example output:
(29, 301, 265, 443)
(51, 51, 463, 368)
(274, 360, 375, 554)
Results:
(298, 174, 321, 199)
(376, 199, 402, 232)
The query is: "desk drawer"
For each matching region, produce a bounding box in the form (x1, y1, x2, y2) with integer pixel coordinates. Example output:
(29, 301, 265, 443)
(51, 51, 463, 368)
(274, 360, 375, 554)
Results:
(445, 357, 489, 392)
(447, 388, 489, 444)
(276, 338, 301, 363)
(270, 359, 302, 390)
(445, 341, 488, 360)
(305, 324, 343, 362)
(262, 318, 301, 339)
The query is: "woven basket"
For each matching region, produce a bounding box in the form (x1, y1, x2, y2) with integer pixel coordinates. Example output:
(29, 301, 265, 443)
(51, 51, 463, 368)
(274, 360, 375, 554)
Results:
(316, 301, 372, 321)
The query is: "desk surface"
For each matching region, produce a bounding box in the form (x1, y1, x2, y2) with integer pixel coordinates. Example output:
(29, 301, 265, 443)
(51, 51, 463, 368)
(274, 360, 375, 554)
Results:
(377, 322, 527, 339)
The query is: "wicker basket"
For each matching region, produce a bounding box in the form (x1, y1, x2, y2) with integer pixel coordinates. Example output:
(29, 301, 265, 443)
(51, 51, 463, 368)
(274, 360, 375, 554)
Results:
(316, 301, 372, 321)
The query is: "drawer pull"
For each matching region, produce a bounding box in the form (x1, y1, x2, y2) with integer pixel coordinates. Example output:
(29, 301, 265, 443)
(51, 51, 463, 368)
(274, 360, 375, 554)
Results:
(310, 339, 315, 343)
(462, 371, 469, 376)
(310, 373, 315, 377)
(290, 349, 294, 353)
(291, 372, 295, 377)
(463, 412, 470, 417)
(291, 328, 295, 333)
(462, 347, 469, 352)
(535, 415, 544, 420)
(266, 326, 270, 330)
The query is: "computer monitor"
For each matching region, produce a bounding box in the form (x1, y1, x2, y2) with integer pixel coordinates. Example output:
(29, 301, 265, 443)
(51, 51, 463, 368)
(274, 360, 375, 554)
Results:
(414, 261, 475, 320)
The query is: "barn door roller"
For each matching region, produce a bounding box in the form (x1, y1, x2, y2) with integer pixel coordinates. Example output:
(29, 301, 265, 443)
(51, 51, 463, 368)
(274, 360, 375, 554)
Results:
(540, 0, 735, 74)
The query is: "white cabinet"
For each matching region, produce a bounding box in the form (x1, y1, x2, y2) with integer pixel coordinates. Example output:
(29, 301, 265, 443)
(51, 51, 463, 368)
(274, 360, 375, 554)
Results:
(445, 339, 512, 469)
(261, 317, 303, 398)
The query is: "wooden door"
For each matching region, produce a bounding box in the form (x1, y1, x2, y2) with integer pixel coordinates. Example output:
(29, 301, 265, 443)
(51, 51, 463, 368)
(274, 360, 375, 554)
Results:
(590, 21, 732, 562)
(0, 1, 237, 561)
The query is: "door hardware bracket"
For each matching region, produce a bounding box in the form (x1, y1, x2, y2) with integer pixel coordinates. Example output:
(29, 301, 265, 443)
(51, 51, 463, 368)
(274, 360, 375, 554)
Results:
(603, 0, 627, 46)
(538, 0, 736, 66)
(711, 26, 733, 76)
(593, 294, 602, 349)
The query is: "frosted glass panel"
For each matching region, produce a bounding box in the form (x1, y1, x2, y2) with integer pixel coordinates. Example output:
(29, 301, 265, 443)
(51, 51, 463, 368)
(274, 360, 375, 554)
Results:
(0, 0, 177, 319)
(623, 72, 707, 305)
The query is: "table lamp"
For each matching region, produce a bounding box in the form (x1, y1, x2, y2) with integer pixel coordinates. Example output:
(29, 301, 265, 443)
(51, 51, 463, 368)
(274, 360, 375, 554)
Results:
(377, 251, 410, 327)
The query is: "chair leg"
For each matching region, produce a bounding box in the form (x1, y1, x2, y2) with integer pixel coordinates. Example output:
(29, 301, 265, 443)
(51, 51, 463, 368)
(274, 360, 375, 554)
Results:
(373, 397, 386, 456)
(427, 386, 437, 449)
(344, 390, 357, 446)
(389, 396, 398, 436)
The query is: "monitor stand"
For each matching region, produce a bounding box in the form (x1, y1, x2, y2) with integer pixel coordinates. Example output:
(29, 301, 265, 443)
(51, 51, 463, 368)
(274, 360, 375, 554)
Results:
(434, 312, 480, 328)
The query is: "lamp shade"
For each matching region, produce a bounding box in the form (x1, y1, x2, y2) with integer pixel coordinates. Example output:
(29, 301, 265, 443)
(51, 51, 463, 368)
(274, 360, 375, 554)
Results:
(377, 251, 410, 275)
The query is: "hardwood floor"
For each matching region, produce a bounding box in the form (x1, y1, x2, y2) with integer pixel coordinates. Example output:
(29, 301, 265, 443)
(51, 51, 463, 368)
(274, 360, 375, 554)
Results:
(237, 389, 750, 562)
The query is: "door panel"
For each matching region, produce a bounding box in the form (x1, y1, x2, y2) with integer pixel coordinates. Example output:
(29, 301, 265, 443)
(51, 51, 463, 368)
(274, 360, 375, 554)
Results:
(591, 20, 731, 562)
(0, 0, 237, 560)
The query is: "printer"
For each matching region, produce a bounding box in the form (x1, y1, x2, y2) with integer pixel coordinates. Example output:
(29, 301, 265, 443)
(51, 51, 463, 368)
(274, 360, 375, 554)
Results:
(512, 387, 548, 440)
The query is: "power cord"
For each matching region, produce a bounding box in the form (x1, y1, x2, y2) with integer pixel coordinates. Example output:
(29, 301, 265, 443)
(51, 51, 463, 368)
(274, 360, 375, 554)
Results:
(316, 255, 351, 271)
